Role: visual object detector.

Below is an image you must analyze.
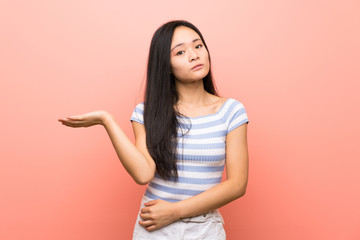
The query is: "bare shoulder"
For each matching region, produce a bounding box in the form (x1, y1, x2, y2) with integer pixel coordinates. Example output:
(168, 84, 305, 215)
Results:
(206, 93, 227, 110)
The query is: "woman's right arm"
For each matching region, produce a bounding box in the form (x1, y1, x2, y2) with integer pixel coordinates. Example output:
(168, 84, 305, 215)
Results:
(59, 111, 156, 185)
(103, 113, 156, 184)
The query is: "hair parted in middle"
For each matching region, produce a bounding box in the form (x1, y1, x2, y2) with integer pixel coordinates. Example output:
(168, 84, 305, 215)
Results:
(144, 20, 218, 180)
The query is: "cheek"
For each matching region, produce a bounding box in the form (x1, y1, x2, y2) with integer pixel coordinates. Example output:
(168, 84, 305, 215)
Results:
(202, 52, 211, 75)
(203, 51, 210, 64)
(170, 59, 184, 75)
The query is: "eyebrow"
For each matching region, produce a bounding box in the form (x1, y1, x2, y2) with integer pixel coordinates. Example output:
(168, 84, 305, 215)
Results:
(171, 38, 201, 52)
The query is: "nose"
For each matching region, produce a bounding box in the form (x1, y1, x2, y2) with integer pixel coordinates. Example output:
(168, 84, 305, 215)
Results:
(189, 49, 199, 62)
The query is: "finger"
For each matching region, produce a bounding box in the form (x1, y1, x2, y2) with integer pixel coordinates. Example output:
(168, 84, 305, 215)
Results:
(64, 117, 88, 124)
(67, 116, 83, 121)
(139, 212, 152, 220)
(61, 121, 87, 128)
(144, 200, 157, 206)
(138, 220, 154, 228)
(140, 207, 150, 214)
(58, 117, 79, 123)
(60, 119, 81, 125)
(61, 123, 82, 128)
(145, 225, 158, 232)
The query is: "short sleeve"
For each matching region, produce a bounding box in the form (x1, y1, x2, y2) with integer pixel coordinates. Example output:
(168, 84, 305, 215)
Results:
(130, 103, 144, 125)
(226, 100, 249, 134)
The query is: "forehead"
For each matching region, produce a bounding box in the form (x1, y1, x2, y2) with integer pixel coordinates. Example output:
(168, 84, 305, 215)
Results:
(171, 26, 201, 46)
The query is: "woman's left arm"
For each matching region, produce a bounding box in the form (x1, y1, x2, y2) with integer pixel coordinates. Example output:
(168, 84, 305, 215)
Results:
(139, 123, 249, 231)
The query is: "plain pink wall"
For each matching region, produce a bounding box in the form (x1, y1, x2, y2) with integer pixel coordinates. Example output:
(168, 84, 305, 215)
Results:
(1, 0, 359, 239)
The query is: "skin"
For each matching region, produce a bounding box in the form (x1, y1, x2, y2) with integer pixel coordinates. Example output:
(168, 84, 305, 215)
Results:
(58, 26, 249, 232)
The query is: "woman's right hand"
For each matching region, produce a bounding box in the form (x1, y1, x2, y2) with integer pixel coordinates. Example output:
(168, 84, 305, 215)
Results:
(58, 110, 111, 128)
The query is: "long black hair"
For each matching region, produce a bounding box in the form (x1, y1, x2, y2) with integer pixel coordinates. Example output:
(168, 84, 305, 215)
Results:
(144, 20, 218, 180)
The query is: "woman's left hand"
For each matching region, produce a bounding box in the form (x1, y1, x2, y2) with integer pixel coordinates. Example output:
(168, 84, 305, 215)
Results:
(139, 199, 179, 232)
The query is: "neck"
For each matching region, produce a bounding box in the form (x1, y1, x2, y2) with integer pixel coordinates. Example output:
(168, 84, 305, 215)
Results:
(175, 79, 208, 106)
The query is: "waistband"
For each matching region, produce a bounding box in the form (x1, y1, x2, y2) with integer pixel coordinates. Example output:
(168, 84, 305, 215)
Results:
(180, 209, 224, 224)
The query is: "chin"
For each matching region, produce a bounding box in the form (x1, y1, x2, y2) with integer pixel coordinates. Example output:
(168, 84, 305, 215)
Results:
(198, 68, 210, 79)
(177, 69, 210, 83)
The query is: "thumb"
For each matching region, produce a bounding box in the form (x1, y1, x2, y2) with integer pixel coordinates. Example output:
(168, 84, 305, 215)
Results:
(67, 116, 81, 120)
(144, 200, 157, 206)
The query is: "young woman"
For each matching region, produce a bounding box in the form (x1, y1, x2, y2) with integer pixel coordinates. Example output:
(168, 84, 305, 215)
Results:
(58, 20, 249, 240)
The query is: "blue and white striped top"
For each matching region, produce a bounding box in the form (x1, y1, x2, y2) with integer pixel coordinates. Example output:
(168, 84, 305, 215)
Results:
(130, 98, 249, 203)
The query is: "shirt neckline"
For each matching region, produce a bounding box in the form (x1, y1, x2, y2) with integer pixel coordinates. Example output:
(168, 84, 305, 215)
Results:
(177, 98, 231, 120)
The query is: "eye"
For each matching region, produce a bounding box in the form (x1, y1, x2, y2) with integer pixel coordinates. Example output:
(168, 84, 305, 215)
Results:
(176, 50, 185, 56)
(195, 44, 203, 49)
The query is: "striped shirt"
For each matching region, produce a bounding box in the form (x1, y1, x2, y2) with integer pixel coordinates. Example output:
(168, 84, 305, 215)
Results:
(130, 98, 249, 203)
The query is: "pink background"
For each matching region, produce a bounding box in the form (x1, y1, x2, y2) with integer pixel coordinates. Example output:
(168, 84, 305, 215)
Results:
(1, 0, 359, 239)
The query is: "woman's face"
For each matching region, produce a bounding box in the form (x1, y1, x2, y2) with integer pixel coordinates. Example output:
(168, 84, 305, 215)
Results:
(170, 26, 210, 83)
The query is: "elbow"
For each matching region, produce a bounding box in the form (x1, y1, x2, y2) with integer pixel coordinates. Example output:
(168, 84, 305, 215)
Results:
(134, 172, 155, 185)
(135, 178, 151, 185)
(237, 188, 247, 198)
(131, 160, 156, 185)
(234, 188, 246, 199)
(232, 188, 246, 199)
(233, 182, 248, 199)
(135, 180, 148, 185)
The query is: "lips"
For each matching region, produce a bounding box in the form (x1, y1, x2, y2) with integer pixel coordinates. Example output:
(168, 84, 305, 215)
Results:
(191, 64, 204, 70)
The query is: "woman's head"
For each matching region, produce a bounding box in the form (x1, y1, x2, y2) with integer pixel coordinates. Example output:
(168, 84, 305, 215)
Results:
(170, 26, 210, 84)
(146, 20, 216, 101)
(144, 20, 218, 180)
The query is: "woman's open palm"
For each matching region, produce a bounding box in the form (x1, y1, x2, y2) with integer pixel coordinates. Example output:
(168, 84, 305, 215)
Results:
(58, 111, 108, 128)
